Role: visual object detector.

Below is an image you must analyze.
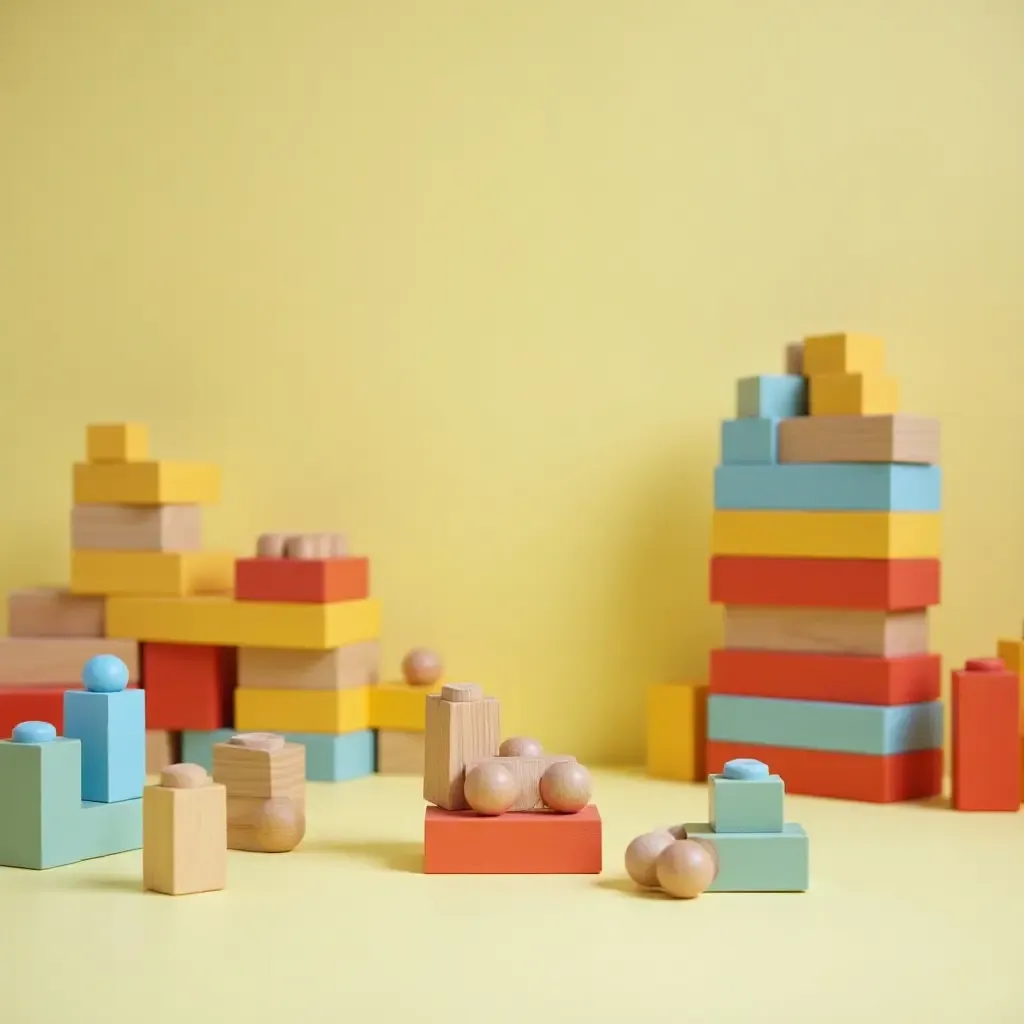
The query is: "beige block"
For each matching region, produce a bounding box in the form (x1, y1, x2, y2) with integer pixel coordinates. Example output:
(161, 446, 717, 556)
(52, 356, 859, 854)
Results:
(464, 754, 576, 811)
(6, 587, 105, 638)
(146, 730, 181, 776)
(376, 730, 425, 775)
(71, 504, 203, 552)
(0, 637, 139, 685)
(237, 642, 380, 690)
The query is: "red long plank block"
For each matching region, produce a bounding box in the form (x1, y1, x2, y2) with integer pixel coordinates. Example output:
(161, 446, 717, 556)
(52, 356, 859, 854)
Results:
(234, 556, 370, 603)
(0, 683, 141, 739)
(709, 648, 941, 706)
(706, 740, 943, 803)
(142, 643, 236, 731)
(951, 657, 1021, 811)
(424, 806, 603, 874)
(709, 556, 941, 610)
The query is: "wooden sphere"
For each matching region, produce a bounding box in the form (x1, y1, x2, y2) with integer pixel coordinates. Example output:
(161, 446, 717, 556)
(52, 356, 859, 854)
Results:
(499, 736, 543, 758)
(539, 761, 592, 813)
(655, 839, 717, 899)
(402, 647, 444, 687)
(252, 797, 305, 853)
(465, 762, 518, 815)
(624, 830, 675, 888)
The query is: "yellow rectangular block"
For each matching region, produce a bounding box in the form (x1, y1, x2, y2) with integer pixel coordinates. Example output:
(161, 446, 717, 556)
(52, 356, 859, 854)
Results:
(87, 423, 150, 463)
(996, 638, 1024, 731)
(369, 681, 441, 731)
(73, 461, 221, 505)
(70, 550, 235, 597)
(647, 681, 708, 782)
(235, 687, 370, 735)
(105, 595, 381, 651)
(711, 510, 941, 559)
(802, 332, 885, 375)
(809, 373, 900, 416)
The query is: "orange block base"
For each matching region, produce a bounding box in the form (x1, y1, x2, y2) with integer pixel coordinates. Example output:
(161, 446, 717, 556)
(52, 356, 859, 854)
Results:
(234, 556, 370, 603)
(142, 643, 236, 731)
(707, 740, 943, 803)
(423, 805, 603, 874)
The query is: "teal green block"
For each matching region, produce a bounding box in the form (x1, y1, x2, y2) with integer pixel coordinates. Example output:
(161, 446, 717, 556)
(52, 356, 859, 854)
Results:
(709, 774, 784, 833)
(684, 821, 809, 892)
(181, 729, 234, 771)
(78, 798, 142, 860)
(720, 418, 779, 464)
(736, 375, 806, 419)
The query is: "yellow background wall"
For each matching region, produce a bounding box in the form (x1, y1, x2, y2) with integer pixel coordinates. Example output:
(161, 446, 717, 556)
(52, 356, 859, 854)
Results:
(1, 2, 1023, 764)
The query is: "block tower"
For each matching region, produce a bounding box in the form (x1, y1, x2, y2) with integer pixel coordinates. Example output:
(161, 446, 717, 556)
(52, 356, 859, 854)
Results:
(706, 333, 944, 803)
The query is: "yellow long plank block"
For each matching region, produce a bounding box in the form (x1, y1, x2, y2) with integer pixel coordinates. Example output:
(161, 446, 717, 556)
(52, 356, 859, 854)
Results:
(73, 461, 220, 505)
(711, 510, 941, 559)
(369, 682, 441, 731)
(647, 681, 707, 781)
(70, 550, 234, 597)
(105, 596, 381, 650)
(235, 687, 370, 734)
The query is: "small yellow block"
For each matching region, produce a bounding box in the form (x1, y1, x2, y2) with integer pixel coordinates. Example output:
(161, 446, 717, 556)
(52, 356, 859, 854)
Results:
(803, 333, 885, 375)
(369, 681, 441, 731)
(996, 638, 1024, 731)
(71, 550, 234, 597)
(105, 595, 381, 650)
(87, 423, 150, 463)
(235, 687, 370, 735)
(73, 461, 221, 505)
(647, 681, 708, 782)
(809, 373, 900, 416)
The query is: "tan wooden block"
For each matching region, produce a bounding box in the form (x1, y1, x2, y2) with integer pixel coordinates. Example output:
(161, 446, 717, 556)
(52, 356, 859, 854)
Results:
(87, 422, 149, 463)
(464, 754, 576, 811)
(376, 730, 425, 775)
(237, 642, 380, 691)
(146, 730, 181, 776)
(71, 504, 203, 552)
(784, 341, 804, 375)
(0, 637, 139, 685)
(777, 414, 940, 465)
(6, 587, 106, 638)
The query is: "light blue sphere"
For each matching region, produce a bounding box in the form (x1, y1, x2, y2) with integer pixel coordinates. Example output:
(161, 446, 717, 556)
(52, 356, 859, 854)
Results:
(723, 757, 769, 781)
(82, 654, 130, 693)
(13, 720, 57, 744)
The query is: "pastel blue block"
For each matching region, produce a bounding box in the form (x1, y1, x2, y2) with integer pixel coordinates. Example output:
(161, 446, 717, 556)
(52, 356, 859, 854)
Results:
(181, 729, 235, 771)
(63, 688, 146, 803)
(736, 375, 806, 419)
(78, 798, 142, 860)
(708, 694, 944, 756)
(684, 822, 809, 892)
(720, 418, 779, 464)
(713, 463, 942, 511)
(709, 773, 784, 833)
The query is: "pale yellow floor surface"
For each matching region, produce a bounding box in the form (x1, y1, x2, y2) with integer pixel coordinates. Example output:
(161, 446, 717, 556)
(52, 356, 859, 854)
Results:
(3, 769, 1023, 1023)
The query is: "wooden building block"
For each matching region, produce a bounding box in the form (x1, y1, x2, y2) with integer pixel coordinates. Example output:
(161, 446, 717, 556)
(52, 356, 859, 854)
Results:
(996, 638, 1024, 730)
(720, 418, 778, 465)
(709, 649, 941, 706)
(142, 644, 237, 731)
(146, 730, 181, 776)
(681, 822, 808, 891)
(735, 375, 806, 419)
(951, 658, 1021, 812)
(783, 341, 803, 374)
(105, 595, 381, 650)
(0, 638, 139, 686)
(7, 587, 105, 637)
(235, 686, 370, 735)
(234, 556, 370, 603)
(777, 415, 940, 465)
(802, 332, 885, 375)
(709, 556, 941, 611)
(722, 606, 929, 657)
(711, 510, 941, 559)
(73, 461, 220, 505)
(71, 504, 202, 552)
(706, 740, 943, 802)
(709, 762, 784, 833)
(143, 764, 227, 895)
(423, 683, 501, 810)
(238, 643, 380, 691)
(423, 805, 603, 874)
(87, 422, 149, 463)
(809, 373, 900, 416)
(463, 753, 576, 811)
(370, 682, 440, 731)
(78, 797, 143, 861)
(70, 550, 234, 598)
(376, 730, 424, 775)
(646, 681, 708, 781)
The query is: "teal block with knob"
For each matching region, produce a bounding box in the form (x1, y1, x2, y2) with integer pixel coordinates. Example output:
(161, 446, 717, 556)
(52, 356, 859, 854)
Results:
(684, 821, 809, 891)
(736, 375, 806, 419)
(709, 757, 784, 833)
(720, 418, 779, 464)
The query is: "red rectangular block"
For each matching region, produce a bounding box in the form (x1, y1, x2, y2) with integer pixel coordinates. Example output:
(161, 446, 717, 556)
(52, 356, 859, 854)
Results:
(710, 556, 941, 611)
(424, 806, 603, 874)
(707, 740, 942, 803)
(0, 682, 141, 739)
(709, 648, 941, 706)
(142, 643, 237, 731)
(234, 556, 370, 603)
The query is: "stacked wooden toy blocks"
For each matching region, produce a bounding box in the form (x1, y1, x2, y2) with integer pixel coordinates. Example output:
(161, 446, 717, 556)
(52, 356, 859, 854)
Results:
(707, 333, 944, 802)
(422, 683, 602, 873)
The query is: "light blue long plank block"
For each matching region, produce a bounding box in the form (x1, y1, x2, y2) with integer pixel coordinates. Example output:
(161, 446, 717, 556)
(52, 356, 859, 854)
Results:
(736, 375, 806, 419)
(63, 689, 146, 803)
(708, 694, 944, 756)
(720, 418, 779, 465)
(683, 822, 809, 891)
(713, 463, 942, 511)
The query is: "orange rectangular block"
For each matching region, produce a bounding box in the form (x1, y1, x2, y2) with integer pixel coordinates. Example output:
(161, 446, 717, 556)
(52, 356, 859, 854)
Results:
(423, 806, 602, 874)
(142, 643, 237, 731)
(234, 557, 370, 603)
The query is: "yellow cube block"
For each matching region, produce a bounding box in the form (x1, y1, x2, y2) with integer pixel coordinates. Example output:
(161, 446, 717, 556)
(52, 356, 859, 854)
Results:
(996, 638, 1024, 731)
(70, 550, 234, 597)
(87, 422, 150, 463)
(647, 681, 708, 781)
(73, 461, 221, 505)
(235, 687, 370, 734)
(810, 373, 900, 416)
(369, 681, 441, 731)
(802, 332, 885, 375)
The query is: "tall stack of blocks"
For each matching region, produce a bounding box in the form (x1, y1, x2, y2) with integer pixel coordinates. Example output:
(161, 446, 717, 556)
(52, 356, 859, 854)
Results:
(706, 334, 945, 803)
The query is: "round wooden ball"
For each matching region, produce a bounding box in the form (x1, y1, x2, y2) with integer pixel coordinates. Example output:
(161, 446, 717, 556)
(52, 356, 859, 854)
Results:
(624, 830, 675, 888)
(655, 839, 717, 899)
(465, 762, 518, 816)
(499, 736, 543, 758)
(539, 761, 592, 813)
(402, 648, 443, 687)
(253, 797, 306, 853)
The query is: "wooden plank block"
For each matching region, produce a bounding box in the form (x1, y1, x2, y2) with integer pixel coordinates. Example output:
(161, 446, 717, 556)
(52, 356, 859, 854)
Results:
(71, 550, 234, 597)
(777, 415, 940, 465)
(0, 638, 139, 686)
(720, 417, 778, 465)
(709, 556, 941, 610)
(809, 372, 899, 416)
(234, 687, 370, 734)
(369, 682, 440, 731)
(735, 375, 806, 419)
(237, 643, 380, 691)
(71, 504, 202, 552)
(376, 730, 424, 774)
(802, 332, 885, 375)
(86, 423, 149, 463)
(711, 510, 941, 559)
(234, 556, 370, 603)
(423, 805, 602, 874)
(73, 461, 220, 505)
(722, 606, 929, 657)
(646, 681, 707, 781)
(145, 730, 181, 776)
(463, 754, 576, 811)
(7, 587, 105, 637)
(142, 644, 236, 731)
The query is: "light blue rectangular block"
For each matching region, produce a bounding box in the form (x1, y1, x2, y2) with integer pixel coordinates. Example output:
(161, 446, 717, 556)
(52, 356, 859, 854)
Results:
(64, 688, 146, 803)
(709, 773, 784, 833)
(713, 463, 942, 511)
(736, 375, 806, 419)
(181, 729, 235, 772)
(720, 418, 779, 464)
(708, 694, 944, 756)
(78, 798, 142, 860)
(683, 822, 809, 891)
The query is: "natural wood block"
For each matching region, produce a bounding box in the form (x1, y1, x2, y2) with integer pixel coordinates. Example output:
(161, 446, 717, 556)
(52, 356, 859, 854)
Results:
(423, 685, 500, 810)
(71, 504, 203, 552)
(376, 730, 425, 775)
(237, 642, 380, 691)
(802, 333, 885, 375)
(87, 423, 149, 463)
(646, 681, 707, 781)
(809, 372, 900, 416)
(146, 730, 181, 776)
(777, 415, 940, 465)
(6, 587, 105, 638)
(0, 637, 139, 686)
(464, 754, 576, 811)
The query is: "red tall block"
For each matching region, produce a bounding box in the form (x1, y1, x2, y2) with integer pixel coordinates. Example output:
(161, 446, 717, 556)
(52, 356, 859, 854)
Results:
(142, 643, 237, 731)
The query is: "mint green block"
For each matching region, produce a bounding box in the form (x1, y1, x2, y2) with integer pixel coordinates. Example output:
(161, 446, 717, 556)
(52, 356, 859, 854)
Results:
(709, 774, 784, 833)
(78, 798, 143, 861)
(684, 821, 809, 891)
(736, 375, 807, 419)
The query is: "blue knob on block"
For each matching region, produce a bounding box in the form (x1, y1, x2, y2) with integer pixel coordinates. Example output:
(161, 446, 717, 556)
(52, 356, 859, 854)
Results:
(82, 655, 130, 693)
(723, 757, 769, 781)
(12, 721, 57, 744)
